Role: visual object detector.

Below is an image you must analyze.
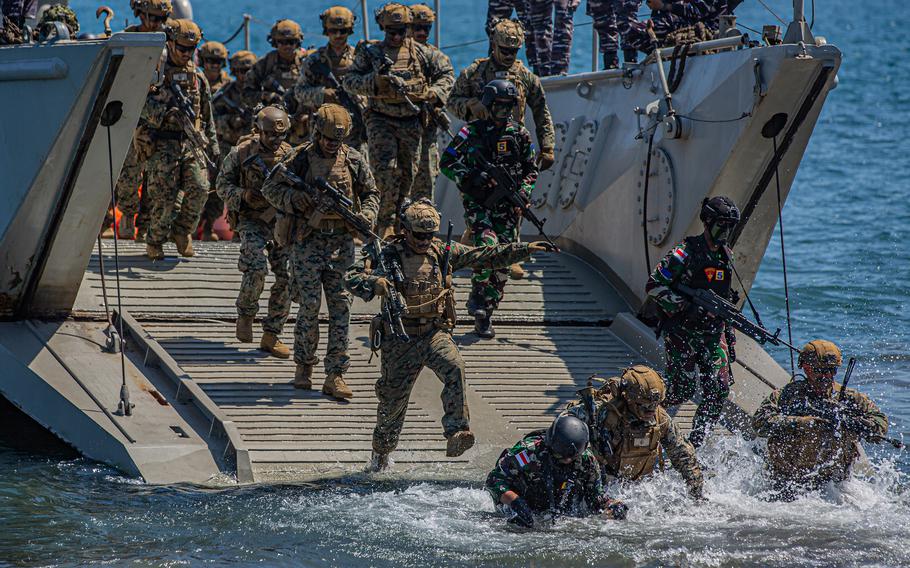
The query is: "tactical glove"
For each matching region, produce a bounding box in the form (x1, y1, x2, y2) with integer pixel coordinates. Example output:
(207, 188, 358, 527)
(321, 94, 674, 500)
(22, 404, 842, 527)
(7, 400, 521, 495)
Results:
(290, 191, 312, 214)
(528, 241, 558, 253)
(373, 277, 391, 297)
(323, 88, 338, 104)
(840, 415, 876, 436)
(538, 149, 556, 171)
(466, 98, 490, 120)
(506, 497, 535, 528)
(790, 415, 828, 430)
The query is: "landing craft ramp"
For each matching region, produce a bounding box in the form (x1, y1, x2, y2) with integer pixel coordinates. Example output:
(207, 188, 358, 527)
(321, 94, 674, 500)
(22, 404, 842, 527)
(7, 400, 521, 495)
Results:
(72, 241, 683, 482)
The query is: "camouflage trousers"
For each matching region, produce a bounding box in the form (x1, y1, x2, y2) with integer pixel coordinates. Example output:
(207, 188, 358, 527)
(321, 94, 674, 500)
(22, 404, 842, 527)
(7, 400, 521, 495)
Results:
(366, 113, 422, 233)
(144, 140, 210, 246)
(413, 125, 440, 202)
(236, 217, 291, 335)
(587, 0, 642, 67)
(199, 193, 225, 233)
(529, 0, 581, 76)
(289, 231, 354, 375)
(663, 327, 731, 447)
(373, 328, 469, 454)
(486, 0, 537, 70)
(115, 142, 143, 217)
(466, 202, 520, 310)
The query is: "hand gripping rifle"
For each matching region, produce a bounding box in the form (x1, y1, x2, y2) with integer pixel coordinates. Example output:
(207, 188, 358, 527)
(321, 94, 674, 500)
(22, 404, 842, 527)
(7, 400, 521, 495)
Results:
(309, 60, 365, 136)
(169, 82, 218, 176)
(834, 357, 904, 449)
(364, 239, 410, 343)
(364, 43, 421, 114)
(470, 152, 559, 251)
(213, 88, 254, 124)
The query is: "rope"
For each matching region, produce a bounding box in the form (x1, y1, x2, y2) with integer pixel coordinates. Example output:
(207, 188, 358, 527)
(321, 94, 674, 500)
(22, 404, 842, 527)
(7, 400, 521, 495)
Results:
(219, 20, 246, 45)
(676, 111, 752, 123)
(772, 135, 796, 376)
(756, 0, 788, 26)
(641, 130, 655, 274)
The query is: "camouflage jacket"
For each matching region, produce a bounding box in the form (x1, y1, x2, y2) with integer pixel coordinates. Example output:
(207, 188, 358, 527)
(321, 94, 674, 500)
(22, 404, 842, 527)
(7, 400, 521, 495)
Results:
(216, 135, 293, 222)
(448, 57, 555, 153)
(207, 70, 232, 94)
(294, 43, 366, 144)
(345, 239, 531, 302)
(246, 49, 308, 101)
(417, 42, 455, 131)
(485, 432, 609, 515)
(440, 119, 537, 212)
(564, 385, 703, 492)
(212, 80, 259, 148)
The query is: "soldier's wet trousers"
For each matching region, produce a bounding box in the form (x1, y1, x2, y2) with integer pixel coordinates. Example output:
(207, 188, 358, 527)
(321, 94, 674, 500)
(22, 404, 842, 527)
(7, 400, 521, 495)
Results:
(145, 140, 210, 246)
(289, 231, 354, 375)
(235, 218, 291, 335)
(366, 113, 422, 233)
(466, 203, 520, 310)
(373, 329, 470, 454)
(663, 327, 730, 446)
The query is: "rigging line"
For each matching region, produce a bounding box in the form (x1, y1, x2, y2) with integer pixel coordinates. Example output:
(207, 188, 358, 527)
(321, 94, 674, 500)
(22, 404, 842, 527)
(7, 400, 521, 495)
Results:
(772, 135, 796, 376)
(95, 234, 113, 327)
(729, 261, 765, 328)
(219, 21, 246, 45)
(641, 130, 656, 274)
(676, 111, 751, 123)
(756, 0, 788, 26)
(810, 0, 816, 30)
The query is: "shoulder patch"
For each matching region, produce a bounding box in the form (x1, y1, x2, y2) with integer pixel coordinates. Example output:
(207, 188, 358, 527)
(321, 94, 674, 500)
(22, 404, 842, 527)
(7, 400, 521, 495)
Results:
(672, 247, 688, 262)
(515, 450, 532, 468)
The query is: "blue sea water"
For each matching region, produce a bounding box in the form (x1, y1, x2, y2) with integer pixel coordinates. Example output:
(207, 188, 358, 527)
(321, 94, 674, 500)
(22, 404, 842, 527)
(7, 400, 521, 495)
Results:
(2, 1, 909, 566)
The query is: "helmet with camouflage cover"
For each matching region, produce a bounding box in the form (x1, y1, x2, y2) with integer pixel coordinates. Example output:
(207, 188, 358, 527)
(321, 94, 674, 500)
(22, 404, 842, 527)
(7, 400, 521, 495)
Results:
(798, 339, 843, 370)
(229, 50, 257, 70)
(39, 4, 80, 35)
(320, 6, 355, 31)
(130, 0, 144, 17)
(409, 3, 435, 24)
(375, 3, 412, 29)
(166, 18, 201, 46)
(619, 365, 666, 404)
(490, 18, 524, 48)
(400, 198, 440, 233)
(199, 41, 227, 61)
(269, 19, 302, 45)
(313, 104, 352, 141)
(254, 105, 290, 136)
(144, 0, 173, 17)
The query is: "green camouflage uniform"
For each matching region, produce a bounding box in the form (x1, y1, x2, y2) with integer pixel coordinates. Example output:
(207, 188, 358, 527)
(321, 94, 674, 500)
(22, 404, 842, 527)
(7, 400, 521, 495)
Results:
(563, 382, 703, 496)
(216, 136, 294, 334)
(448, 57, 556, 157)
(262, 143, 379, 376)
(645, 234, 733, 447)
(486, 431, 610, 516)
(246, 49, 310, 145)
(344, 238, 531, 454)
(413, 43, 455, 201)
(342, 38, 454, 233)
(198, 70, 234, 234)
(440, 119, 537, 310)
(140, 56, 219, 248)
(212, 80, 259, 153)
(753, 380, 888, 493)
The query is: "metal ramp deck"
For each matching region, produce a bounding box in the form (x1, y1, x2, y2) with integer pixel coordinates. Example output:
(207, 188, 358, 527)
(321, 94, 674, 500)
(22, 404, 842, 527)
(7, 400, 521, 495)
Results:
(74, 241, 684, 482)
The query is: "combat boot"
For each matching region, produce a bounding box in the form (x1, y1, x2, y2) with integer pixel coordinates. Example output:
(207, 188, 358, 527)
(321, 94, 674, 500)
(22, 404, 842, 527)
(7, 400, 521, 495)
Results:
(201, 229, 220, 242)
(145, 242, 164, 260)
(260, 332, 290, 359)
(623, 48, 638, 65)
(101, 226, 114, 239)
(294, 364, 313, 390)
(134, 227, 146, 243)
(474, 309, 495, 339)
(509, 263, 525, 280)
(235, 315, 254, 343)
(446, 430, 475, 457)
(369, 450, 390, 472)
(118, 216, 135, 239)
(322, 373, 353, 399)
(174, 233, 195, 257)
(603, 50, 620, 70)
(466, 292, 484, 316)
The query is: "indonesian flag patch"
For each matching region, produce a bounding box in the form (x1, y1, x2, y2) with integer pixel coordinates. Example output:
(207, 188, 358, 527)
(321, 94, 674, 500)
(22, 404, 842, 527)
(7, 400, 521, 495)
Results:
(457, 126, 470, 140)
(515, 450, 531, 468)
(672, 247, 688, 262)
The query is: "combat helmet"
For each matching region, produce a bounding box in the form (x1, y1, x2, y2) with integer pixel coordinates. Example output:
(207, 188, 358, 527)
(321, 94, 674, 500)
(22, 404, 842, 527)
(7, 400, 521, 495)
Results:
(400, 198, 440, 233)
(313, 103, 352, 141)
(269, 19, 302, 46)
(375, 3, 412, 29)
(619, 365, 666, 418)
(39, 4, 79, 35)
(798, 339, 842, 370)
(489, 18, 524, 48)
(545, 415, 589, 461)
(320, 6, 355, 32)
(166, 19, 202, 46)
(254, 106, 290, 149)
(143, 0, 172, 17)
(700, 195, 740, 245)
(229, 50, 257, 72)
(480, 79, 519, 108)
(199, 41, 227, 62)
(410, 4, 436, 24)
(130, 0, 144, 17)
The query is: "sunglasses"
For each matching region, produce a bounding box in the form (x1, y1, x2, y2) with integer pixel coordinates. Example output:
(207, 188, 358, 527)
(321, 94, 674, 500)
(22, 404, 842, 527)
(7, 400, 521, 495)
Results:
(412, 25, 432, 33)
(204, 58, 226, 65)
(173, 43, 195, 54)
(385, 27, 407, 37)
(275, 39, 300, 46)
(498, 46, 519, 56)
(327, 28, 352, 36)
(812, 366, 839, 376)
(146, 13, 167, 23)
(410, 231, 434, 241)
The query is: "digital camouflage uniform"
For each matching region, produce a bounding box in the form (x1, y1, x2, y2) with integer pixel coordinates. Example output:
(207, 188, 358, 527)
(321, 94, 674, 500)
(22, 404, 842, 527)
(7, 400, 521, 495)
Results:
(587, 0, 643, 68)
(198, 69, 233, 235)
(262, 142, 380, 376)
(486, 431, 610, 516)
(140, 49, 219, 251)
(216, 135, 293, 336)
(344, 238, 532, 454)
(485, 0, 536, 70)
(212, 80, 259, 154)
(564, 377, 703, 495)
(625, 0, 729, 53)
(448, 56, 555, 159)
(342, 37, 453, 234)
(645, 234, 734, 447)
(528, 0, 581, 76)
(440, 119, 537, 310)
(412, 43, 455, 202)
(247, 49, 310, 144)
(753, 380, 888, 494)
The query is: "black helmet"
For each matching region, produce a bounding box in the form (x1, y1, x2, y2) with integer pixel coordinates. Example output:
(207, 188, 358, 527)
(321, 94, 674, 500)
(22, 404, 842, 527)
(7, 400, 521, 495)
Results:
(700, 196, 740, 245)
(480, 79, 519, 108)
(545, 415, 589, 461)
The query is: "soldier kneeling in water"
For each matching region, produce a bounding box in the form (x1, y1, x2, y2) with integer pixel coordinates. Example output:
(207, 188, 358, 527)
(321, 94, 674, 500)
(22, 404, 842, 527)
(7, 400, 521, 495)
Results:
(753, 340, 889, 500)
(563, 365, 705, 500)
(486, 415, 628, 529)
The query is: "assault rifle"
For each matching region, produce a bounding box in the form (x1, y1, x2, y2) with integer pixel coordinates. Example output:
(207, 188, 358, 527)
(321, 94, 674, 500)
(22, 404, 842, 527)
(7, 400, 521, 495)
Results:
(440, 221, 454, 281)
(309, 60, 365, 135)
(363, 43, 421, 114)
(212, 89, 253, 124)
(673, 283, 799, 352)
(169, 82, 218, 176)
(470, 152, 560, 251)
(364, 240, 410, 343)
(830, 358, 904, 449)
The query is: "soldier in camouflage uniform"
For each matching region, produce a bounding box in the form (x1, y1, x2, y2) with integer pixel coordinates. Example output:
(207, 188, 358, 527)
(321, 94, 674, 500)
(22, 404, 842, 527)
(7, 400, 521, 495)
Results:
(35, 3, 78, 39)
(485, 0, 536, 72)
(408, 4, 455, 201)
(213, 50, 259, 156)
(643, 196, 740, 448)
(247, 19, 310, 145)
(528, 0, 581, 76)
(293, 6, 367, 151)
(486, 415, 627, 528)
(1, 0, 37, 45)
(563, 365, 704, 499)
(141, 18, 219, 260)
(216, 106, 293, 358)
(448, 19, 556, 172)
(111, 0, 173, 241)
(440, 79, 538, 338)
(587, 0, 643, 69)
(197, 40, 231, 242)
(342, 3, 453, 238)
(753, 340, 889, 499)
(344, 199, 554, 469)
(624, 0, 730, 53)
(262, 104, 380, 399)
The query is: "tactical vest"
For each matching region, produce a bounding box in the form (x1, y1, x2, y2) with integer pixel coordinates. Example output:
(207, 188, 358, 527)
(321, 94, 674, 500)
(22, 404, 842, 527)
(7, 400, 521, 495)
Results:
(208, 70, 231, 93)
(161, 59, 202, 132)
(675, 235, 732, 333)
(471, 58, 529, 124)
(321, 44, 356, 80)
(304, 144, 353, 221)
(599, 401, 668, 481)
(391, 240, 449, 320)
(260, 50, 304, 93)
(235, 137, 292, 222)
(471, 122, 526, 210)
(370, 39, 427, 117)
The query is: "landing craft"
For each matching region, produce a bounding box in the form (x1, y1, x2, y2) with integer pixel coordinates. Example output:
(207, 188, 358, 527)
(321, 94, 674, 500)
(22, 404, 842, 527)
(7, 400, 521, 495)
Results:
(0, 2, 841, 482)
